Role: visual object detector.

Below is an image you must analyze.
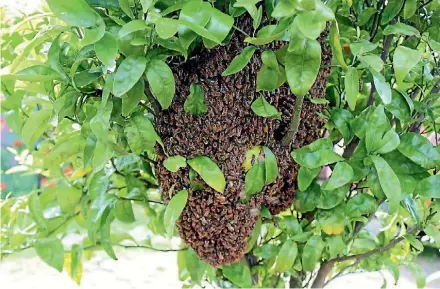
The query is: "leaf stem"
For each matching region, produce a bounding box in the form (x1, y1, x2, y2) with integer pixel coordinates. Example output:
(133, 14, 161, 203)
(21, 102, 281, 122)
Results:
(281, 95, 305, 147)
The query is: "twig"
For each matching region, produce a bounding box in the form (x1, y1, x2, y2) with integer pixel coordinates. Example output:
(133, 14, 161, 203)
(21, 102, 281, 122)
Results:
(335, 225, 419, 263)
(281, 95, 305, 147)
(144, 86, 161, 115)
(114, 244, 186, 252)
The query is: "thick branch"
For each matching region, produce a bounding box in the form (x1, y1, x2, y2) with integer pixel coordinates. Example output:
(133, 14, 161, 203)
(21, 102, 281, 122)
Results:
(311, 260, 336, 288)
(281, 95, 305, 147)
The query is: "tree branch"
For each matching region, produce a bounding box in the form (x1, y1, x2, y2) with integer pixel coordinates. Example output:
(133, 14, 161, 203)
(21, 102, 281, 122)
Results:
(281, 95, 305, 147)
(334, 225, 419, 264)
(144, 85, 161, 115)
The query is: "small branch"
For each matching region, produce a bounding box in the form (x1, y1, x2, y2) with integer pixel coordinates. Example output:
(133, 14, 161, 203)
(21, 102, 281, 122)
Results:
(281, 95, 305, 147)
(115, 244, 186, 252)
(335, 225, 419, 263)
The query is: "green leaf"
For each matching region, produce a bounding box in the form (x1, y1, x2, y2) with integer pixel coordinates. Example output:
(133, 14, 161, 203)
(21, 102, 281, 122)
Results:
(222, 46, 256, 76)
(358, 7, 376, 26)
(22, 109, 53, 148)
(256, 50, 280, 91)
(397, 133, 440, 169)
(370, 155, 402, 212)
(393, 46, 422, 85)
(370, 69, 392, 105)
(425, 224, 440, 246)
(327, 235, 344, 259)
(302, 235, 324, 271)
(286, 36, 321, 97)
(100, 208, 117, 260)
(416, 175, 440, 198)
(81, 18, 105, 46)
(223, 262, 253, 288)
(318, 185, 348, 209)
(245, 161, 266, 197)
(203, 7, 233, 44)
(145, 59, 175, 109)
(317, 205, 345, 235)
(187, 156, 226, 193)
(47, 0, 100, 27)
(251, 96, 281, 119)
(345, 193, 377, 218)
(331, 108, 354, 141)
(380, 0, 404, 24)
(118, 20, 148, 38)
(295, 11, 326, 40)
(124, 113, 158, 154)
(164, 189, 188, 236)
(323, 162, 353, 190)
(4, 65, 63, 82)
(291, 139, 343, 169)
(350, 40, 378, 56)
(345, 67, 359, 110)
(47, 35, 69, 80)
(114, 200, 135, 223)
(274, 240, 298, 272)
(263, 146, 278, 184)
(155, 18, 179, 39)
(35, 237, 65, 272)
(408, 262, 426, 289)
(298, 166, 320, 191)
(383, 23, 420, 37)
(184, 83, 208, 116)
(29, 193, 48, 231)
(122, 79, 144, 117)
(376, 129, 400, 154)
(403, 0, 417, 19)
(164, 156, 187, 172)
(295, 182, 320, 212)
(113, 56, 147, 97)
(186, 247, 207, 285)
(253, 244, 280, 258)
(95, 32, 118, 67)
(57, 186, 82, 213)
(329, 21, 348, 71)
(360, 54, 384, 72)
(385, 90, 412, 122)
(384, 259, 400, 285)
(178, 1, 212, 50)
(54, 91, 79, 121)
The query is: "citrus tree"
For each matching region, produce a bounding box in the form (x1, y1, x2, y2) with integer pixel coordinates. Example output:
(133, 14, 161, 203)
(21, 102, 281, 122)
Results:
(1, 0, 439, 287)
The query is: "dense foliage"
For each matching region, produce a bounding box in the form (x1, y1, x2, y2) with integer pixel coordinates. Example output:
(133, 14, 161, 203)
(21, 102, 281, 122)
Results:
(1, 0, 440, 288)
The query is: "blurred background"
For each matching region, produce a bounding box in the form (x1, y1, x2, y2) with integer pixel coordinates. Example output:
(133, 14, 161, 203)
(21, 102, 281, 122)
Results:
(0, 1, 439, 288)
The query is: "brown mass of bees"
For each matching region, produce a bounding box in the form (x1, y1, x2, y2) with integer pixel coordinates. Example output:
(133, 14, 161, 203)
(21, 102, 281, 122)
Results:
(155, 17, 332, 266)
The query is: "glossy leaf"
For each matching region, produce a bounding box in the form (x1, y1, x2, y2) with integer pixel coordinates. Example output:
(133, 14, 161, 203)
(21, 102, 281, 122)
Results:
(302, 235, 324, 271)
(416, 175, 440, 198)
(164, 156, 187, 172)
(223, 262, 253, 288)
(408, 262, 426, 289)
(222, 46, 256, 76)
(187, 156, 226, 193)
(155, 18, 179, 39)
(370, 155, 402, 211)
(164, 189, 188, 236)
(251, 96, 281, 119)
(118, 20, 148, 39)
(298, 166, 320, 191)
(124, 113, 158, 154)
(345, 67, 359, 110)
(113, 56, 147, 97)
(186, 247, 207, 285)
(370, 69, 392, 105)
(95, 32, 118, 67)
(397, 133, 440, 169)
(263, 146, 278, 184)
(345, 193, 377, 218)
(245, 161, 265, 197)
(393, 46, 422, 85)
(35, 237, 64, 272)
(274, 240, 297, 272)
(317, 205, 345, 235)
(47, 0, 100, 27)
(383, 23, 420, 36)
(122, 79, 144, 117)
(286, 37, 321, 97)
(22, 109, 53, 148)
(145, 59, 175, 109)
(323, 162, 353, 190)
